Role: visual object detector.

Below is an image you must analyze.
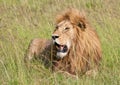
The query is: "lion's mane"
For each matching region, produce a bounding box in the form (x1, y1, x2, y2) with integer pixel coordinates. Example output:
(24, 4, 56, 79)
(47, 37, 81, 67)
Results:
(52, 9, 102, 75)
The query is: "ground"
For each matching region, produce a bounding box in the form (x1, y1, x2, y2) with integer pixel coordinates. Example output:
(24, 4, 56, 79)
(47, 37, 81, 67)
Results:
(0, 0, 120, 85)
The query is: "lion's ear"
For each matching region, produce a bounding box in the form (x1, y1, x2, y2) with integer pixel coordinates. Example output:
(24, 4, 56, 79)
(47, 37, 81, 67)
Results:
(77, 21, 86, 30)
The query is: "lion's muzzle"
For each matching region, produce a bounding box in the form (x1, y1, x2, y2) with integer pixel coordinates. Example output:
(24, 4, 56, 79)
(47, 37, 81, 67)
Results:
(55, 42, 68, 53)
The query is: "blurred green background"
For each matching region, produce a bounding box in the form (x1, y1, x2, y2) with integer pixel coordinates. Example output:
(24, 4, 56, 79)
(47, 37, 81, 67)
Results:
(0, 0, 120, 85)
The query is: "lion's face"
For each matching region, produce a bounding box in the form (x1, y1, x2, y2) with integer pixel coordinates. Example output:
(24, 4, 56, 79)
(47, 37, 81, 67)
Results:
(52, 20, 75, 59)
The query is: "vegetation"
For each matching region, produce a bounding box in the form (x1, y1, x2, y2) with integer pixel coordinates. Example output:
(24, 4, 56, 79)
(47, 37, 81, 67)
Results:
(0, 0, 120, 85)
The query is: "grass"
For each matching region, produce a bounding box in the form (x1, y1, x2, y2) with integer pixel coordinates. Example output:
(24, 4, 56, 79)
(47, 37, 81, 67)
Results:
(0, 0, 120, 85)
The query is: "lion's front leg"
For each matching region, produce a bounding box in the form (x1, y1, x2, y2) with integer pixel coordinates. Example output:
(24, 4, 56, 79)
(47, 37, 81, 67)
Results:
(85, 67, 98, 77)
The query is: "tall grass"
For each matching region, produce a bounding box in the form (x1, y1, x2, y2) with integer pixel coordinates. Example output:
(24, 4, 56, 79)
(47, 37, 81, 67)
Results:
(0, 0, 120, 85)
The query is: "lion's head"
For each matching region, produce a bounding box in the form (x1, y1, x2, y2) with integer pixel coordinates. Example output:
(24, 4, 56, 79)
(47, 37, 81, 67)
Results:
(52, 8, 102, 74)
(52, 8, 88, 59)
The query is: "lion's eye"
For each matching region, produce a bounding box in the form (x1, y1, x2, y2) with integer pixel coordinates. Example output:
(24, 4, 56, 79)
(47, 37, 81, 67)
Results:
(55, 26, 58, 29)
(64, 27, 70, 30)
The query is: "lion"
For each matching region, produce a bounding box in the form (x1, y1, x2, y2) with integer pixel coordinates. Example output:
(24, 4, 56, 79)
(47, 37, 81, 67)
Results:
(25, 8, 102, 76)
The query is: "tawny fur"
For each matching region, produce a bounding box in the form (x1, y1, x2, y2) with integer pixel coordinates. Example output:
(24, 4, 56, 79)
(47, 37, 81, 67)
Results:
(25, 8, 102, 75)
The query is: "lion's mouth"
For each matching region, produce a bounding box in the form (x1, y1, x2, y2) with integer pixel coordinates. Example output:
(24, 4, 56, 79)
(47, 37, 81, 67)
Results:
(55, 42, 68, 53)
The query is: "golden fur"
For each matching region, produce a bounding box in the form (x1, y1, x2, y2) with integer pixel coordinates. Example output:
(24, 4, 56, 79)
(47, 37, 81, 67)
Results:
(25, 8, 102, 75)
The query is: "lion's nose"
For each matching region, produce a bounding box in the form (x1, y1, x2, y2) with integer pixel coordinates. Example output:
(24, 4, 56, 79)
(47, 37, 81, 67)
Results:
(52, 34, 59, 40)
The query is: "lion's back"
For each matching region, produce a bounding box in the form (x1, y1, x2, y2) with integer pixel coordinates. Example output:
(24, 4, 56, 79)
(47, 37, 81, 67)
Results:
(25, 38, 53, 61)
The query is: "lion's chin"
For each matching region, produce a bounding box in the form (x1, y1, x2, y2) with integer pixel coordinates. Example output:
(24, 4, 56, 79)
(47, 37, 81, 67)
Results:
(56, 52, 68, 59)
(54, 42, 69, 59)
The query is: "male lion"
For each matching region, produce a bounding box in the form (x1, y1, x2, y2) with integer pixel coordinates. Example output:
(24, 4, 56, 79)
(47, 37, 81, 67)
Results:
(25, 8, 102, 76)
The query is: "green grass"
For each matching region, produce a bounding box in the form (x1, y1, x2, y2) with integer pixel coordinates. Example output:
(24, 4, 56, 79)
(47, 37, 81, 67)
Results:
(0, 0, 120, 85)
